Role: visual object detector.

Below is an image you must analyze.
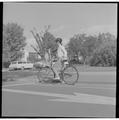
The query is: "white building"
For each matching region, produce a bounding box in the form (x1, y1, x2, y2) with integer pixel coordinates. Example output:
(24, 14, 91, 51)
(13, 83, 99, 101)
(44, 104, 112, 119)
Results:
(20, 48, 29, 62)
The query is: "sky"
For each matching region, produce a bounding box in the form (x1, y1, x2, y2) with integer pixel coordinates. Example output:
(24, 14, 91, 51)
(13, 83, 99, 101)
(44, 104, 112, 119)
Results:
(3, 3, 117, 52)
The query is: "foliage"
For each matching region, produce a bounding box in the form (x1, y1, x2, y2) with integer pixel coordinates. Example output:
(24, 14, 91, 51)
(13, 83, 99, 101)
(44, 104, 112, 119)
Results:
(3, 23, 26, 64)
(67, 32, 116, 66)
(67, 34, 87, 61)
(28, 52, 40, 63)
(89, 38, 116, 66)
(2, 61, 10, 68)
(67, 33, 98, 64)
(31, 26, 57, 60)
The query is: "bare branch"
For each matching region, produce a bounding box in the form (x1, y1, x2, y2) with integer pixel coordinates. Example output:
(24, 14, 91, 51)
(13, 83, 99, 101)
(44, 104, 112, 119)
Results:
(31, 30, 42, 52)
(30, 44, 41, 56)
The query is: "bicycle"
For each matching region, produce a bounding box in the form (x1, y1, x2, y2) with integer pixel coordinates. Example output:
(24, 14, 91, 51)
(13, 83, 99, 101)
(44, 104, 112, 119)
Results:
(36, 59, 79, 85)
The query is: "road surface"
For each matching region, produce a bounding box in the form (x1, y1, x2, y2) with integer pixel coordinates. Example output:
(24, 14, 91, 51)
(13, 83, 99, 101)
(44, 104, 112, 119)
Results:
(2, 71, 116, 117)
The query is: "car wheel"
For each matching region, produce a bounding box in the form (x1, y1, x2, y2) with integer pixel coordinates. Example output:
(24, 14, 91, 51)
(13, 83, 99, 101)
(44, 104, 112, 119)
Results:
(9, 68, 12, 71)
(10, 68, 15, 71)
(21, 67, 24, 70)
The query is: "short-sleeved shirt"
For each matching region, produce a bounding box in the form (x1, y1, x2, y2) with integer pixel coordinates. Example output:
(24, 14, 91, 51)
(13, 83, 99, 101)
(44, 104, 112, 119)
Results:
(57, 44, 67, 60)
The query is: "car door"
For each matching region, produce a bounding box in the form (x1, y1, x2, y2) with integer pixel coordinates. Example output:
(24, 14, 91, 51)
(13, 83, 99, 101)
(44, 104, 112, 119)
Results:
(18, 62, 23, 69)
(23, 62, 26, 69)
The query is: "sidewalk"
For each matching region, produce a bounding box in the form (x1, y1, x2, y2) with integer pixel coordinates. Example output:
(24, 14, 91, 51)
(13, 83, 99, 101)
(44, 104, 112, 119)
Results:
(2, 75, 38, 87)
(17, 75, 38, 83)
(2, 68, 9, 72)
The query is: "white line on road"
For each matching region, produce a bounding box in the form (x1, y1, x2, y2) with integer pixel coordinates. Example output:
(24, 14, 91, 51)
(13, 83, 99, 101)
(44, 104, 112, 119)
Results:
(2, 82, 36, 87)
(75, 85, 115, 90)
(2, 88, 115, 105)
(2, 82, 115, 90)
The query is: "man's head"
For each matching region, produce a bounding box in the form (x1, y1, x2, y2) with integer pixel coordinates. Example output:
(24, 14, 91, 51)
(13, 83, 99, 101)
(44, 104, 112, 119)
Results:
(55, 38, 62, 45)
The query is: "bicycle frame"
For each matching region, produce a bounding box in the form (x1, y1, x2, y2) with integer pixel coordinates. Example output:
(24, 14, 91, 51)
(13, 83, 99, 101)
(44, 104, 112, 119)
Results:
(37, 58, 79, 85)
(44, 58, 69, 79)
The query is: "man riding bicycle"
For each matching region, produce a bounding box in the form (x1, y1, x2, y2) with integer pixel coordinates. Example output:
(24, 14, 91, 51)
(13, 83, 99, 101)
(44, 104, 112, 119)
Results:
(52, 38, 68, 80)
(37, 37, 79, 85)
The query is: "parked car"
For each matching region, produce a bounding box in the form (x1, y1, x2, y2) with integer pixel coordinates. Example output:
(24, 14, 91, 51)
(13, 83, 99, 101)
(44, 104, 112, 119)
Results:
(33, 60, 50, 69)
(9, 61, 33, 70)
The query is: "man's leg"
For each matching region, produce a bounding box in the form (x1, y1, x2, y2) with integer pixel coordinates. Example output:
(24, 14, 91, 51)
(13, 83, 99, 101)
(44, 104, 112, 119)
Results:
(52, 59, 62, 80)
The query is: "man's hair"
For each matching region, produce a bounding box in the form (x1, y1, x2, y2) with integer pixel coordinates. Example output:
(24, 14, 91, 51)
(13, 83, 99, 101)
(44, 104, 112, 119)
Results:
(55, 38, 62, 44)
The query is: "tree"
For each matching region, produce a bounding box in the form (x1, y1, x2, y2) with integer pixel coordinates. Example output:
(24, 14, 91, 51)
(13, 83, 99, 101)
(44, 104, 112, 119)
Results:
(3, 23, 26, 64)
(31, 26, 57, 61)
(82, 35, 98, 64)
(88, 33, 116, 66)
(89, 43, 116, 66)
(67, 32, 116, 66)
(28, 52, 40, 63)
(67, 34, 87, 61)
(67, 33, 97, 64)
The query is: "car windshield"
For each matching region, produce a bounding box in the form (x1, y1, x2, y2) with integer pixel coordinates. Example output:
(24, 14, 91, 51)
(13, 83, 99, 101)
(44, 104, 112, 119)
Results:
(18, 62, 22, 64)
(12, 61, 17, 64)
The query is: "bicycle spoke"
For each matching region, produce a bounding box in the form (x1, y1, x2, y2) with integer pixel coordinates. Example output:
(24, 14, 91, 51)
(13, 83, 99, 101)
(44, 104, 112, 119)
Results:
(37, 67, 54, 83)
(63, 66, 79, 85)
(64, 73, 72, 77)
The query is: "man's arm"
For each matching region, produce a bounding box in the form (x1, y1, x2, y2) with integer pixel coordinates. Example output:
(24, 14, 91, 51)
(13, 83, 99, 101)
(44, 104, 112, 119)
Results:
(61, 46, 67, 57)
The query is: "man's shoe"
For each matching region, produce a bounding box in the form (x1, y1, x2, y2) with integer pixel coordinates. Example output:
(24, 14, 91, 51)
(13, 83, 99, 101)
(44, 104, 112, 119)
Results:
(54, 77, 60, 80)
(60, 80, 65, 84)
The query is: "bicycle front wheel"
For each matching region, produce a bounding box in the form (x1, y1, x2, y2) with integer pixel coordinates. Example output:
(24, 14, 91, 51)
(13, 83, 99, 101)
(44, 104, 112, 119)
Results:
(37, 67, 55, 83)
(62, 65, 79, 85)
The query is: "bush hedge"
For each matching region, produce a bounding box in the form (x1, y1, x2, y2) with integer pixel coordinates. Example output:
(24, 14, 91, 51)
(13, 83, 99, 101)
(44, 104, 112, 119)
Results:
(89, 44, 116, 66)
(2, 61, 10, 68)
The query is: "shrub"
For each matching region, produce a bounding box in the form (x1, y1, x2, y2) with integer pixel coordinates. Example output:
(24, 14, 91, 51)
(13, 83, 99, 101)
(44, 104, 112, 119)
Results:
(2, 77, 15, 82)
(89, 44, 116, 66)
(2, 61, 10, 68)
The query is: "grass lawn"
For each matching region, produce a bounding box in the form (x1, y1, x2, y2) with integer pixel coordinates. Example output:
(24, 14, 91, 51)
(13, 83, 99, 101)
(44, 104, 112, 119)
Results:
(75, 65, 116, 72)
(2, 66, 116, 82)
(2, 70, 37, 82)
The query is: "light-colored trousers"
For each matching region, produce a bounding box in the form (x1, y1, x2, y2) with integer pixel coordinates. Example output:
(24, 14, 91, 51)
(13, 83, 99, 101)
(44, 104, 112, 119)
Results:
(52, 58, 64, 78)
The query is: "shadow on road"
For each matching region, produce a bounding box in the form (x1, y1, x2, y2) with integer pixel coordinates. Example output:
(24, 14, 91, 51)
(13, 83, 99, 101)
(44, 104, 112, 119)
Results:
(39, 78, 62, 84)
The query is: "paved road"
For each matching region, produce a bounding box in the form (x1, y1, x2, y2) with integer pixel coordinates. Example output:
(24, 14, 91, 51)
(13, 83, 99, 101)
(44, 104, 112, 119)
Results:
(2, 71, 116, 117)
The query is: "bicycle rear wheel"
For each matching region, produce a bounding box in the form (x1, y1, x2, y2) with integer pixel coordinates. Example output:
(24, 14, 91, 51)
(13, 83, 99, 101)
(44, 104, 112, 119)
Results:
(62, 65, 79, 85)
(37, 67, 55, 83)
